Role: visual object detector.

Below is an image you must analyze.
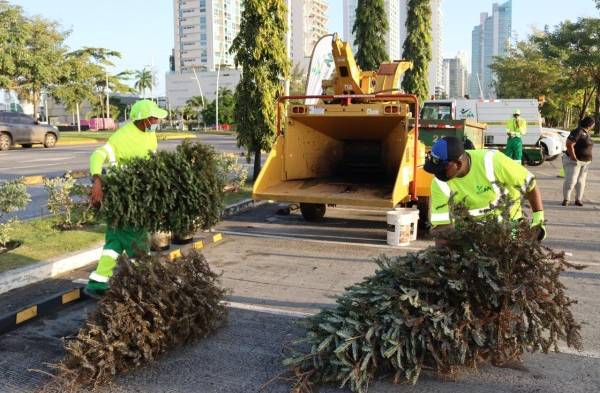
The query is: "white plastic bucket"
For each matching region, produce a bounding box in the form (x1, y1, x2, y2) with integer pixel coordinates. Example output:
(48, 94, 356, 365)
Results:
(387, 210, 413, 246)
(395, 207, 419, 241)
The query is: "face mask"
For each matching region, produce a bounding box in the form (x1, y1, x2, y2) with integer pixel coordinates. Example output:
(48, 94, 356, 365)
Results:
(148, 123, 159, 132)
(434, 171, 451, 182)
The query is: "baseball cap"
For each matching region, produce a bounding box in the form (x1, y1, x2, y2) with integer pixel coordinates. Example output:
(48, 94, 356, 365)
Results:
(130, 99, 168, 120)
(513, 109, 521, 115)
(423, 137, 465, 176)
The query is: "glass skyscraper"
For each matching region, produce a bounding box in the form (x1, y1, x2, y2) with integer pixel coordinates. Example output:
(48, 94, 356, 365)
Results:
(470, 0, 512, 99)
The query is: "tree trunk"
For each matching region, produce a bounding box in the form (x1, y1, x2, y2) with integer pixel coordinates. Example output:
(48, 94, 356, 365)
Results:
(595, 84, 600, 135)
(253, 149, 262, 182)
(76, 102, 81, 132)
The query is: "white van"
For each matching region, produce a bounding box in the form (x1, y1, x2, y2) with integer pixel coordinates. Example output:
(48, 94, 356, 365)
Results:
(423, 99, 563, 165)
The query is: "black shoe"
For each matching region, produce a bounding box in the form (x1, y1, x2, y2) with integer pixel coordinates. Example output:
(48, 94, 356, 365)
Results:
(575, 200, 583, 207)
(561, 200, 569, 206)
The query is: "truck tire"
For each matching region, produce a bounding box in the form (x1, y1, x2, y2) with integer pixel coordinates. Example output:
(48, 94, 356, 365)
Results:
(300, 203, 326, 222)
(416, 197, 431, 232)
(541, 143, 558, 161)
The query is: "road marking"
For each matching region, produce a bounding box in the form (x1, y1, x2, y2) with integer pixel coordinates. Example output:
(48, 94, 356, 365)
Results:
(225, 301, 314, 318)
(20, 157, 74, 163)
(220, 230, 424, 251)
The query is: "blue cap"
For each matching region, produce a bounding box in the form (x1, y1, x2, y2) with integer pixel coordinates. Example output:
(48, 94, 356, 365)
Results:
(424, 137, 465, 175)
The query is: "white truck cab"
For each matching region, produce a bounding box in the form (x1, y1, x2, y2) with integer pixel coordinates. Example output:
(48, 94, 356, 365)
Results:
(423, 99, 563, 165)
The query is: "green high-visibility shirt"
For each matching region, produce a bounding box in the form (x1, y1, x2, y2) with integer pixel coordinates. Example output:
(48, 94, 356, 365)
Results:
(429, 149, 536, 227)
(506, 118, 527, 136)
(89, 122, 157, 176)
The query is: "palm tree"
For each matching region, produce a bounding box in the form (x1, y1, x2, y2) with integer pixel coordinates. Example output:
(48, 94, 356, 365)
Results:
(134, 68, 154, 98)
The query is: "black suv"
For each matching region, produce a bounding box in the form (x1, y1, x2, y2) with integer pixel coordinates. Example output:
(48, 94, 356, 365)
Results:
(0, 111, 60, 151)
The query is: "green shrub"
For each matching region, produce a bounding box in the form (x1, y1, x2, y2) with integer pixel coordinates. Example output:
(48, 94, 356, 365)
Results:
(217, 152, 248, 192)
(0, 179, 30, 248)
(44, 172, 94, 230)
(98, 142, 224, 234)
(285, 196, 582, 392)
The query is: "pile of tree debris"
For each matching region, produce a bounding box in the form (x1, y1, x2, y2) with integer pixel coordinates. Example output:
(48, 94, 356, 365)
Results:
(285, 199, 582, 393)
(45, 250, 227, 391)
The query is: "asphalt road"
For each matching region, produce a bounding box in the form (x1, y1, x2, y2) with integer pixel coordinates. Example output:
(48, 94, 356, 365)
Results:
(0, 134, 245, 179)
(0, 134, 246, 220)
(0, 146, 598, 392)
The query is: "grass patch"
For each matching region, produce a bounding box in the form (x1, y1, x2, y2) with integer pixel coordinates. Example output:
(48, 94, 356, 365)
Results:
(0, 216, 105, 273)
(223, 184, 253, 206)
(592, 136, 600, 143)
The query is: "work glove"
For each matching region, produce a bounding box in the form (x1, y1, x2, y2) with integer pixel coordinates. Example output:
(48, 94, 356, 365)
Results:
(531, 210, 546, 241)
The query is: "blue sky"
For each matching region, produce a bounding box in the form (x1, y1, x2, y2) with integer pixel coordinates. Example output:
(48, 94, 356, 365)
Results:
(9, 0, 600, 96)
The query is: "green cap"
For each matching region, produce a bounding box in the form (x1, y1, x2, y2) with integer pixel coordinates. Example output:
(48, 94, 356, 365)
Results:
(130, 99, 168, 120)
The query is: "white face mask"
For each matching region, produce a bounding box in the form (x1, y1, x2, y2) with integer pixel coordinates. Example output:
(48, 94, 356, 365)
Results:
(148, 123, 159, 132)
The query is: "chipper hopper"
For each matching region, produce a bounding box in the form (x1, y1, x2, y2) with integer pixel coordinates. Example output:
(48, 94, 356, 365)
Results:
(253, 36, 430, 221)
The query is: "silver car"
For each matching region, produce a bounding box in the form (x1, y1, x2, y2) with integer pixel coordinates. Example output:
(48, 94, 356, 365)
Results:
(0, 111, 60, 151)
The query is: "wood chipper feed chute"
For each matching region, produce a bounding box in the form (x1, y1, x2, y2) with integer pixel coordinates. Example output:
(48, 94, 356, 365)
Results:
(253, 96, 421, 209)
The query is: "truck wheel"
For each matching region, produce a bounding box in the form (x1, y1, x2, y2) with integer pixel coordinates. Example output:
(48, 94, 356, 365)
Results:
(416, 197, 431, 233)
(300, 203, 326, 222)
(0, 133, 11, 151)
(541, 143, 558, 161)
(44, 133, 56, 148)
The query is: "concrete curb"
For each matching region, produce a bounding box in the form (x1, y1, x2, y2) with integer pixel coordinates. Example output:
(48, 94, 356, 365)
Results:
(0, 199, 263, 295)
(0, 246, 103, 295)
(55, 134, 197, 147)
(222, 198, 267, 217)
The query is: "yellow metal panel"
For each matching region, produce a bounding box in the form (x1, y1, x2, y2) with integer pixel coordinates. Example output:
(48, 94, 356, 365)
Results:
(62, 288, 81, 304)
(253, 136, 285, 198)
(16, 306, 37, 324)
(416, 168, 433, 197)
(193, 240, 204, 250)
(212, 233, 223, 243)
(169, 249, 182, 261)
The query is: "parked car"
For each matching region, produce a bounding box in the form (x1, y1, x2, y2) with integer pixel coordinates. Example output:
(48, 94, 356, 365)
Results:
(0, 111, 60, 150)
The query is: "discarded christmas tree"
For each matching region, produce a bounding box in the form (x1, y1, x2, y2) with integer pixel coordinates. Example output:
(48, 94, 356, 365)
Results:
(285, 195, 582, 393)
(45, 250, 227, 391)
(98, 141, 224, 235)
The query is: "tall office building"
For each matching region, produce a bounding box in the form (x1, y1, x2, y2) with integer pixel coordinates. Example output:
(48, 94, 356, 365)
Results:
(443, 54, 468, 98)
(470, 0, 512, 98)
(343, 0, 401, 62)
(172, 0, 242, 73)
(168, 0, 243, 108)
(428, 0, 443, 98)
(290, 0, 329, 71)
(344, 0, 443, 96)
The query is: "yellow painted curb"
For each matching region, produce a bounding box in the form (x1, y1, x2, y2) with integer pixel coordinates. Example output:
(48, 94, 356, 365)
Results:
(22, 175, 44, 185)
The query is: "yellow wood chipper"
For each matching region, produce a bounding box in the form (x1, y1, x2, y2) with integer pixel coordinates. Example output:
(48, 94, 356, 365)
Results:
(253, 36, 434, 222)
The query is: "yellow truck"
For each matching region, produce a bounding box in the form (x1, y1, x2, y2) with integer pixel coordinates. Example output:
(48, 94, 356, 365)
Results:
(253, 36, 433, 222)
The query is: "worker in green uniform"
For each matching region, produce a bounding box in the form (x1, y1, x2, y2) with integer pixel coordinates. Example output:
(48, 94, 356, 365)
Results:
(424, 137, 546, 246)
(504, 109, 527, 162)
(85, 99, 168, 298)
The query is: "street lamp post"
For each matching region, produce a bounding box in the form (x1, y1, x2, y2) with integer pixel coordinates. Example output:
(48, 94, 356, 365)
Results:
(191, 67, 207, 132)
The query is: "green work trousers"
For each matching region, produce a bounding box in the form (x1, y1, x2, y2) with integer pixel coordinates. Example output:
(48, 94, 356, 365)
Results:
(88, 226, 148, 284)
(504, 136, 523, 162)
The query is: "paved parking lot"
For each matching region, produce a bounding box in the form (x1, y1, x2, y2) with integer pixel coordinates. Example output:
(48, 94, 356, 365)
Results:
(0, 149, 599, 393)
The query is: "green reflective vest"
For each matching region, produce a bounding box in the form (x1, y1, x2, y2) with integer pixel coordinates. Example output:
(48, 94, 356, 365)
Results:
(430, 149, 536, 227)
(89, 122, 157, 176)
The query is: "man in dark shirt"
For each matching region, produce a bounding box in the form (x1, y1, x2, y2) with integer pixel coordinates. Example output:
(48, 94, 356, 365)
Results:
(562, 116, 595, 206)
